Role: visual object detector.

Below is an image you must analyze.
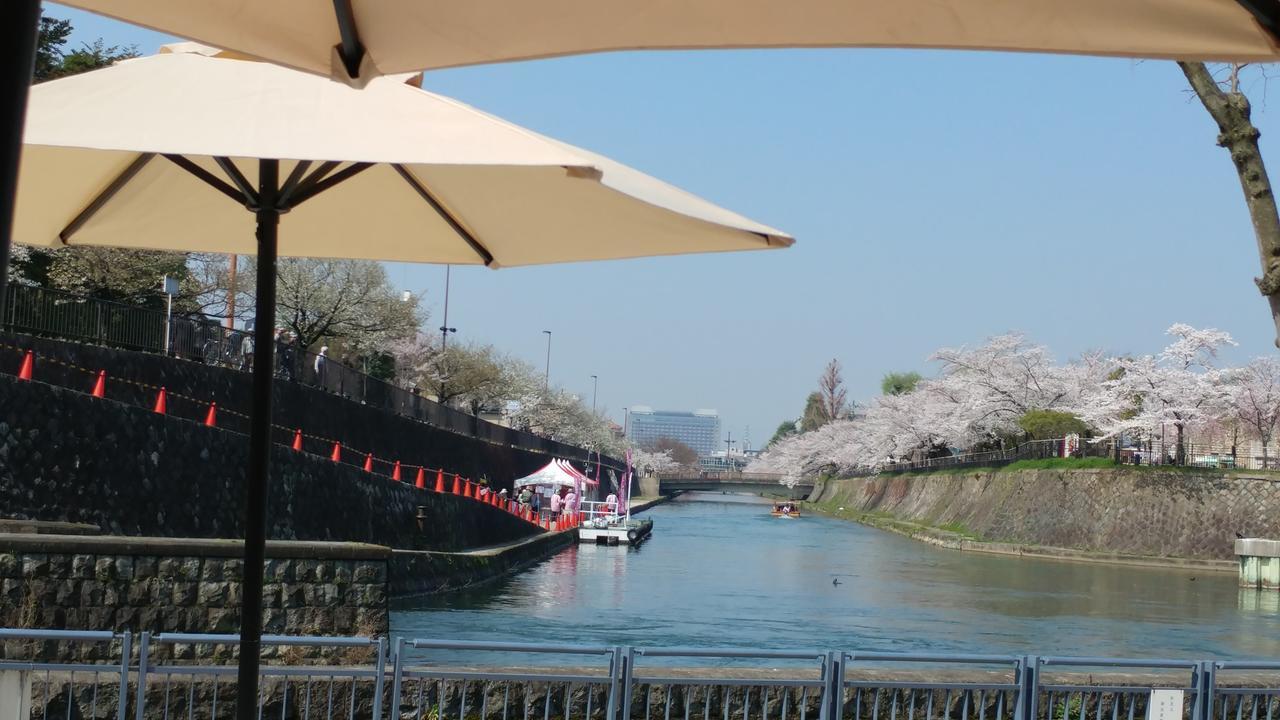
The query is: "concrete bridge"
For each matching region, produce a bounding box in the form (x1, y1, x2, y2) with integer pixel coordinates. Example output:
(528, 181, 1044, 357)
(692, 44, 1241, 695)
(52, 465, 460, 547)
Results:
(654, 471, 811, 497)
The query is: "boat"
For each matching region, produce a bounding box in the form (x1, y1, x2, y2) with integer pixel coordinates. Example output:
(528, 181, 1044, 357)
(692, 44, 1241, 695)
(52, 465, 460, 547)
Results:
(771, 501, 802, 519)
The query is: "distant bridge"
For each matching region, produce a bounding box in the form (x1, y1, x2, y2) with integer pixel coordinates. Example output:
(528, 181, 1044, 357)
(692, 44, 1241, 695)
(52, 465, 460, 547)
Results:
(654, 471, 812, 498)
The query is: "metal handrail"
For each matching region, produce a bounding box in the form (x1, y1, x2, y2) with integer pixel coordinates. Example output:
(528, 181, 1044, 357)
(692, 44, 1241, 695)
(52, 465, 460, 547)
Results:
(5, 628, 1279, 720)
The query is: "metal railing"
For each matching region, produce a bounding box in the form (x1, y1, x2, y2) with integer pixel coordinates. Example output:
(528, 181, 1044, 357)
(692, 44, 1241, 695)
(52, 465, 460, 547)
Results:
(1, 282, 626, 472)
(2, 630, 1278, 720)
(878, 437, 1280, 474)
(656, 472, 790, 484)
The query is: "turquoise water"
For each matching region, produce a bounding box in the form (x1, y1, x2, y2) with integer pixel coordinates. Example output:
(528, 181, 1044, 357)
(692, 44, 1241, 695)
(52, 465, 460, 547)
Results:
(391, 493, 1280, 662)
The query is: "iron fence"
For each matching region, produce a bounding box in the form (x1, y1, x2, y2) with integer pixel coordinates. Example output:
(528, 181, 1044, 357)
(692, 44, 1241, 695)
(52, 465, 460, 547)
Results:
(0, 283, 625, 472)
(2, 630, 1277, 720)
(878, 437, 1280, 474)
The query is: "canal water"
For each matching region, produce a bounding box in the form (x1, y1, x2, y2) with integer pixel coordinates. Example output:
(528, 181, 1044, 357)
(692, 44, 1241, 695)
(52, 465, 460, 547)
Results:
(391, 493, 1280, 662)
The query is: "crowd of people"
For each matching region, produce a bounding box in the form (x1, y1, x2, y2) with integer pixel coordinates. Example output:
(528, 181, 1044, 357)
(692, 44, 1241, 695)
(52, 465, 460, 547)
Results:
(512, 485, 621, 522)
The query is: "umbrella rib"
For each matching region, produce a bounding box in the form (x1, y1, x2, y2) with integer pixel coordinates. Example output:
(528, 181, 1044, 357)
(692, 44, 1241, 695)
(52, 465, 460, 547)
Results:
(286, 162, 374, 208)
(392, 164, 495, 267)
(213, 157, 256, 203)
(277, 160, 314, 207)
(163, 154, 256, 206)
(59, 152, 156, 244)
(282, 161, 341, 205)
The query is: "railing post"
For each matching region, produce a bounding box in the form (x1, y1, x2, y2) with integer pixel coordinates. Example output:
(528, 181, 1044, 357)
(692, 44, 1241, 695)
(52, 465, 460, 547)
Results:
(1016, 655, 1039, 720)
(116, 631, 132, 720)
(605, 646, 622, 720)
(822, 651, 845, 720)
(389, 638, 404, 720)
(1191, 660, 1216, 720)
(133, 632, 150, 720)
(372, 637, 387, 720)
(619, 646, 636, 720)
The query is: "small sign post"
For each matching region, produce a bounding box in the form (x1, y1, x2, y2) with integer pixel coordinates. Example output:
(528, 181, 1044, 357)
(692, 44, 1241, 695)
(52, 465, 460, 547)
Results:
(161, 275, 179, 354)
(1147, 689, 1184, 720)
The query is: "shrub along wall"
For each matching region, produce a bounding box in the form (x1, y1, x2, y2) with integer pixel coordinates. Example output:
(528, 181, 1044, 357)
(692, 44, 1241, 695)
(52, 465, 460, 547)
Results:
(0, 374, 539, 550)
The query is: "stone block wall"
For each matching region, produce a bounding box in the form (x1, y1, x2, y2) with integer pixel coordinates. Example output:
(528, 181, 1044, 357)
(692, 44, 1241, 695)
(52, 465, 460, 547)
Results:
(818, 467, 1280, 560)
(0, 373, 539, 550)
(0, 535, 389, 662)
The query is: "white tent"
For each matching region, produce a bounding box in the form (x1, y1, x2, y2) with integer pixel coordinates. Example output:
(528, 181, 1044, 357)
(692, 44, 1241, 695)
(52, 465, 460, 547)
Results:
(514, 459, 598, 489)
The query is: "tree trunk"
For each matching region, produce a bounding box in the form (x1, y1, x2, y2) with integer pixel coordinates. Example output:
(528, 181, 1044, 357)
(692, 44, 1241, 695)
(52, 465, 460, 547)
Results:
(1179, 61, 1280, 347)
(1175, 422, 1186, 465)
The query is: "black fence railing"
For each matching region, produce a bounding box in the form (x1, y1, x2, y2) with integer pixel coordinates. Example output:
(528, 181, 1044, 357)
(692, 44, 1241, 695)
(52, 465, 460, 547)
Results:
(880, 436, 1278, 473)
(2, 282, 625, 470)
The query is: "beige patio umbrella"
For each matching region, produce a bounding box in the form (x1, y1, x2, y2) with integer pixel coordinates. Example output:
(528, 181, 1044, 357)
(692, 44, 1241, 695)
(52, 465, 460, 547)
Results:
(58, 0, 1280, 81)
(12, 43, 791, 709)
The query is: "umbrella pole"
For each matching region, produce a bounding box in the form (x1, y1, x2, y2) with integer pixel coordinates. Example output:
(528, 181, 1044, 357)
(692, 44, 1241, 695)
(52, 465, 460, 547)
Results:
(237, 158, 280, 720)
(0, 0, 40, 323)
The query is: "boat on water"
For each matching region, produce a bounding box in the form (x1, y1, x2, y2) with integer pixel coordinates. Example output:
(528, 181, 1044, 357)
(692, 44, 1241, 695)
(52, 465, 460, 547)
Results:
(771, 501, 802, 519)
(578, 502, 654, 545)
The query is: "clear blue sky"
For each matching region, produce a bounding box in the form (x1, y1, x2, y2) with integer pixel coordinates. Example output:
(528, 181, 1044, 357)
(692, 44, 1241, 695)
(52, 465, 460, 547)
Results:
(47, 5, 1280, 448)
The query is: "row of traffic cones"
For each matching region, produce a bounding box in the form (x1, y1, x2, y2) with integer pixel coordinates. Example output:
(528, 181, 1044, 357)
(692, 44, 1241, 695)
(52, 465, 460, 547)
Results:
(14, 349, 576, 532)
(17, 353, 224, 429)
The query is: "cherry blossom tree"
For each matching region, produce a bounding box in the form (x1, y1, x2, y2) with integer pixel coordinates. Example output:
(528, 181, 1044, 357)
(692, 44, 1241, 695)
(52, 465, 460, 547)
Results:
(1229, 356, 1280, 467)
(1087, 324, 1235, 464)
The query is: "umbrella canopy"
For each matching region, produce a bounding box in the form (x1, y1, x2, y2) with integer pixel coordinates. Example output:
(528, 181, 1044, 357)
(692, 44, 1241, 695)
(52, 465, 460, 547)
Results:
(58, 0, 1280, 81)
(15, 45, 791, 263)
(513, 459, 598, 490)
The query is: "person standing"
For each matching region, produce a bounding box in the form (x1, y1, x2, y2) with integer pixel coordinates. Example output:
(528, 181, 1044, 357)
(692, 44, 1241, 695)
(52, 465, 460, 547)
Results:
(549, 490, 563, 522)
(241, 332, 254, 372)
(314, 345, 329, 388)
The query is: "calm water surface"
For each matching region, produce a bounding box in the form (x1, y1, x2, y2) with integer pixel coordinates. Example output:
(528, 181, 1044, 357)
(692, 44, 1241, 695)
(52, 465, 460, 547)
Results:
(392, 494, 1280, 661)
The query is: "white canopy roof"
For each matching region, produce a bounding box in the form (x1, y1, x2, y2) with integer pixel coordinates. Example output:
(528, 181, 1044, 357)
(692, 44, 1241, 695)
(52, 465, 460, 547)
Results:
(514, 459, 598, 489)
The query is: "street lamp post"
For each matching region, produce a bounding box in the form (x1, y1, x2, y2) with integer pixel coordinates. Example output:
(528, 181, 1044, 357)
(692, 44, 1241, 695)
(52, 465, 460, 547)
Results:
(591, 374, 598, 415)
(542, 330, 552, 389)
(439, 265, 457, 349)
(437, 265, 456, 399)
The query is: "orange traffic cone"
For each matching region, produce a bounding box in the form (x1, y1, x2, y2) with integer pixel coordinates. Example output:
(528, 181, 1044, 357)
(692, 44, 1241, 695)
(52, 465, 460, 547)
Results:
(91, 370, 106, 398)
(291, 429, 303, 451)
(153, 387, 167, 414)
(415, 467, 426, 489)
(204, 402, 217, 427)
(17, 351, 33, 381)
(451, 475, 462, 495)
(330, 442, 342, 462)
(464, 480, 473, 499)
(434, 470, 445, 493)
(363, 453, 374, 472)
(392, 461, 402, 482)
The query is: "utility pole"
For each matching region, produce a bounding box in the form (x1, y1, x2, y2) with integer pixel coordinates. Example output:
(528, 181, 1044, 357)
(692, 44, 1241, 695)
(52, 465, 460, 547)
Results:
(591, 375, 598, 415)
(542, 330, 552, 389)
(725, 431, 734, 469)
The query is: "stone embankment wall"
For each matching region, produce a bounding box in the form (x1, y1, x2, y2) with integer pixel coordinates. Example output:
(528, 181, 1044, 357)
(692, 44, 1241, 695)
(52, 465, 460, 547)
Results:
(816, 467, 1280, 560)
(0, 534, 391, 661)
(0, 374, 536, 550)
